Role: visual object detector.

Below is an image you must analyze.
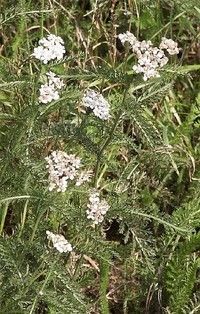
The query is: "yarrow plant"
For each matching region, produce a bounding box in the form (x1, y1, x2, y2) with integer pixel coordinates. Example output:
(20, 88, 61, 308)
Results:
(39, 72, 64, 104)
(2, 2, 199, 312)
(118, 31, 179, 80)
(46, 231, 73, 253)
(82, 89, 111, 120)
(32, 34, 65, 64)
(86, 190, 110, 225)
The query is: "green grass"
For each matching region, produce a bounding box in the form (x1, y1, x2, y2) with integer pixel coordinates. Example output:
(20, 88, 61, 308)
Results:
(0, 0, 200, 313)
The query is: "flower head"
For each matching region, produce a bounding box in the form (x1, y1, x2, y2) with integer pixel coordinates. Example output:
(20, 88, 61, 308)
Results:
(46, 71, 65, 90)
(39, 72, 64, 104)
(118, 31, 180, 81)
(118, 31, 139, 48)
(39, 83, 59, 104)
(86, 190, 110, 225)
(32, 34, 65, 64)
(82, 89, 110, 120)
(46, 231, 72, 253)
(159, 37, 179, 55)
(132, 46, 168, 81)
(45, 151, 81, 192)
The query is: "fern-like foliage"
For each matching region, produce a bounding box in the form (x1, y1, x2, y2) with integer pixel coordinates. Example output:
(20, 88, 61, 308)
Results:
(0, 236, 89, 313)
(165, 234, 200, 313)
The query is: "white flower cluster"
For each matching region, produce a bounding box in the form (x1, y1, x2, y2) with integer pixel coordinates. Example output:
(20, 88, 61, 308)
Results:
(39, 72, 64, 104)
(82, 89, 110, 120)
(45, 151, 81, 192)
(132, 46, 168, 81)
(32, 34, 65, 104)
(118, 31, 139, 47)
(46, 231, 72, 253)
(118, 31, 179, 81)
(32, 34, 65, 64)
(45, 151, 92, 192)
(47, 71, 65, 89)
(86, 190, 110, 225)
(159, 37, 180, 55)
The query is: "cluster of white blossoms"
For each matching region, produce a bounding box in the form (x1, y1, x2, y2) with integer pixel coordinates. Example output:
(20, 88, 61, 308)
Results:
(118, 31, 139, 47)
(86, 190, 110, 225)
(47, 71, 65, 89)
(46, 231, 73, 253)
(132, 46, 168, 81)
(159, 37, 180, 55)
(45, 151, 81, 192)
(39, 71, 64, 104)
(118, 31, 179, 80)
(32, 34, 65, 64)
(82, 89, 110, 120)
(32, 34, 65, 104)
(45, 151, 92, 192)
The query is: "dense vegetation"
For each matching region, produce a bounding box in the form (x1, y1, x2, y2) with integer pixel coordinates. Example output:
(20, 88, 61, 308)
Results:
(0, 0, 200, 313)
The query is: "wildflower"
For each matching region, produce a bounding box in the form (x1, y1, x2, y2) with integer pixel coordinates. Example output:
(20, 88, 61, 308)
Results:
(76, 170, 93, 186)
(133, 47, 168, 81)
(118, 31, 178, 80)
(46, 231, 72, 253)
(46, 71, 65, 89)
(38, 83, 59, 104)
(39, 72, 64, 104)
(82, 89, 110, 120)
(118, 31, 150, 54)
(86, 190, 110, 225)
(32, 34, 65, 64)
(159, 37, 179, 55)
(45, 151, 81, 192)
(118, 31, 139, 48)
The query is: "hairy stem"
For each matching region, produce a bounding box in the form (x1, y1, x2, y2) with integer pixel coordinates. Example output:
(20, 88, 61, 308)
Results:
(18, 199, 29, 238)
(99, 254, 110, 314)
(29, 258, 58, 314)
(0, 201, 9, 235)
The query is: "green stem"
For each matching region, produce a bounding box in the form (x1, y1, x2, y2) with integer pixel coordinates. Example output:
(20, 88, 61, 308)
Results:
(0, 201, 9, 235)
(94, 109, 122, 187)
(99, 255, 110, 314)
(30, 205, 46, 243)
(96, 149, 114, 187)
(94, 87, 129, 188)
(18, 199, 29, 238)
(132, 211, 188, 233)
(0, 195, 31, 204)
(29, 258, 58, 314)
(40, 0, 45, 38)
